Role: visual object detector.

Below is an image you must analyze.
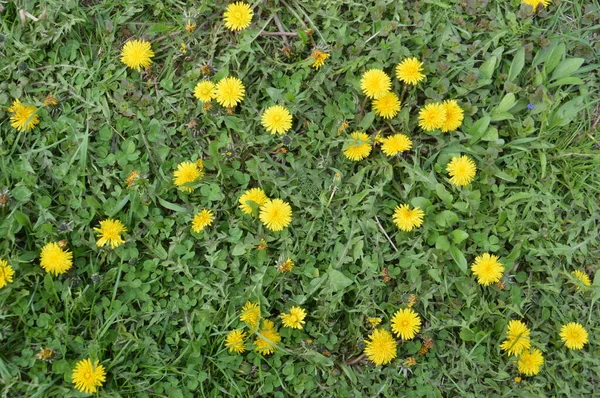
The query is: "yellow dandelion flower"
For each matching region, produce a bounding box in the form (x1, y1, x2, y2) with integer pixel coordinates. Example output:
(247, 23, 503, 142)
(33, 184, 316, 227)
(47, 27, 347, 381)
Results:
(261, 105, 293, 135)
(364, 329, 397, 366)
(500, 320, 531, 356)
(0, 259, 15, 289)
(225, 330, 246, 354)
(215, 77, 245, 108)
(560, 323, 589, 350)
(278, 258, 294, 273)
(223, 2, 253, 31)
(40, 242, 73, 276)
(254, 319, 281, 355)
(256, 238, 268, 251)
(280, 306, 307, 329)
(240, 301, 260, 329)
(395, 57, 425, 85)
(194, 81, 215, 102)
(391, 308, 421, 340)
(343, 132, 372, 161)
(571, 270, 591, 289)
(360, 69, 392, 99)
(185, 21, 197, 33)
(192, 209, 214, 233)
(173, 161, 203, 192)
(440, 100, 464, 132)
(381, 134, 412, 157)
(309, 49, 330, 70)
(72, 358, 106, 394)
(446, 155, 477, 186)
(120, 39, 154, 71)
(471, 253, 505, 286)
(373, 92, 401, 119)
(36, 347, 55, 362)
(239, 188, 269, 215)
(125, 170, 140, 187)
(259, 199, 292, 232)
(8, 99, 40, 132)
(43, 94, 59, 107)
(404, 357, 417, 367)
(94, 219, 127, 248)
(367, 317, 382, 328)
(522, 0, 550, 9)
(514, 376, 522, 383)
(517, 349, 544, 376)
(418, 103, 446, 131)
(392, 204, 424, 232)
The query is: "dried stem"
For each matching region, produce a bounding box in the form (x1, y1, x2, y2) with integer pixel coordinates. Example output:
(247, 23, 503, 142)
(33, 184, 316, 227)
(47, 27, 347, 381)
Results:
(375, 216, 398, 252)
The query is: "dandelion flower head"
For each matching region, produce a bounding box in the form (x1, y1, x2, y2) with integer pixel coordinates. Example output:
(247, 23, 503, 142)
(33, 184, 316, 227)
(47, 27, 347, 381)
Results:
(360, 69, 391, 99)
(261, 105, 293, 135)
(500, 320, 531, 356)
(259, 199, 293, 231)
(239, 188, 269, 215)
(94, 219, 127, 248)
(215, 77, 245, 108)
(391, 308, 421, 340)
(441, 100, 464, 132)
(280, 306, 307, 329)
(392, 204, 424, 232)
(240, 301, 260, 329)
(8, 99, 40, 132)
(343, 132, 372, 161)
(194, 81, 216, 102)
(192, 209, 214, 233)
(71, 358, 106, 394)
(471, 253, 504, 286)
(517, 349, 544, 376)
(381, 134, 412, 157)
(418, 103, 446, 131)
(446, 155, 476, 186)
(364, 329, 397, 366)
(254, 319, 281, 355)
(173, 161, 204, 192)
(309, 49, 330, 70)
(395, 57, 425, 85)
(373, 92, 401, 119)
(120, 39, 154, 71)
(560, 323, 589, 350)
(225, 330, 246, 354)
(0, 259, 15, 289)
(223, 2, 253, 31)
(40, 242, 73, 276)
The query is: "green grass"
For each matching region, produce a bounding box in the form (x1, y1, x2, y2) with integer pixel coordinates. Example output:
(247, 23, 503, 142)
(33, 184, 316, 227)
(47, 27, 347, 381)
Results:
(1, 0, 599, 396)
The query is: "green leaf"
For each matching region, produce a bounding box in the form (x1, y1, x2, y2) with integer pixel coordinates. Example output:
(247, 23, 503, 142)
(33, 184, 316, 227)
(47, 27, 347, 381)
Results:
(450, 229, 469, 244)
(479, 56, 496, 80)
(435, 235, 451, 251)
(551, 58, 585, 81)
(358, 112, 375, 130)
(158, 197, 188, 213)
(493, 93, 516, 115)
(450, 245, 468, 274)
(328, 269, 353, 292)
(508, 47, 525, 82)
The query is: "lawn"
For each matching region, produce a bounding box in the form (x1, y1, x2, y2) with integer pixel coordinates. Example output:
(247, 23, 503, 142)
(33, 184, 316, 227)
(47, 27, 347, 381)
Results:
(1, 0, 599, 396)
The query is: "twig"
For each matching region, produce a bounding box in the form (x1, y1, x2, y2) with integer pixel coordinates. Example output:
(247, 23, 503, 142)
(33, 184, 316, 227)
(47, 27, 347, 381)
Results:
(374, 216, 398, 252)
(346, 353, 366, 365)
(272, 13, 289, 46)
(259, 31, 298, 37)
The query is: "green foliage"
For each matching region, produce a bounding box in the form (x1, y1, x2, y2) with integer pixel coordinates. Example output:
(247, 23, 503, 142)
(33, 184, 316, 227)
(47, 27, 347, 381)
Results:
(1, 0, 599, 396)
